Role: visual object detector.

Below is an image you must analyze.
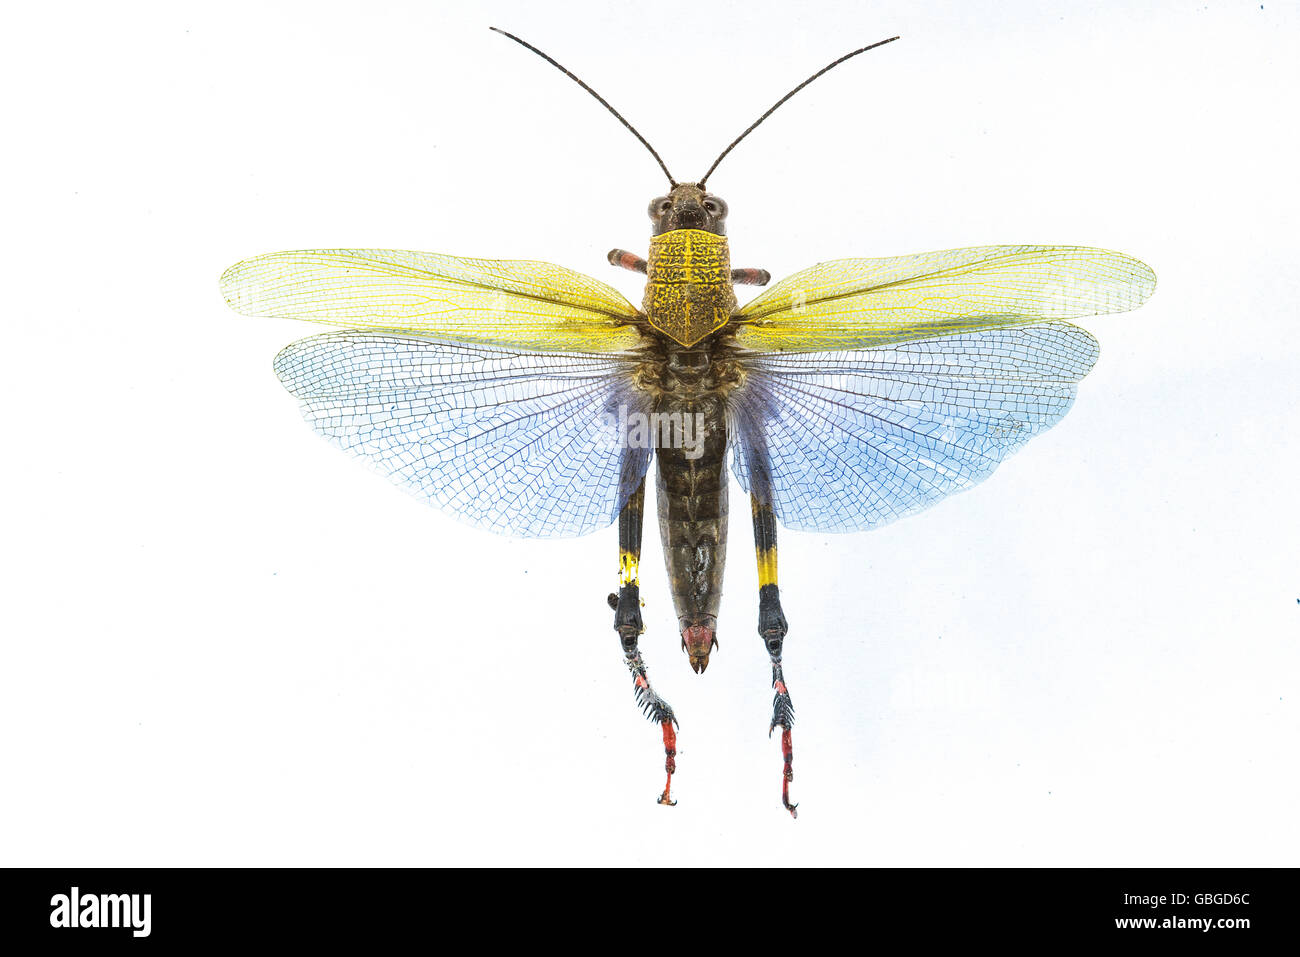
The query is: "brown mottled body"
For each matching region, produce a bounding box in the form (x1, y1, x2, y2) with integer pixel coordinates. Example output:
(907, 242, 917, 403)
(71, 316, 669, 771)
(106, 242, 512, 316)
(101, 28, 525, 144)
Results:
(637, 185, 743, 674)
(652, 337, 736, 673)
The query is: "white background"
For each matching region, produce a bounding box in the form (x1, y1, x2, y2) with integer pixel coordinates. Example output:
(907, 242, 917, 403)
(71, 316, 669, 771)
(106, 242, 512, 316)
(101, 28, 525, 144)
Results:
(3, 0, 1297, 866)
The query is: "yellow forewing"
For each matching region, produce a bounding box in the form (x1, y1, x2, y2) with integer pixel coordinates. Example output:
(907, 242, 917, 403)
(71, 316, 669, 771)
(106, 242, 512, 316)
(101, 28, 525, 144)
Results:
(220, 249, 643, 353)
(734, 245, 1156, 353)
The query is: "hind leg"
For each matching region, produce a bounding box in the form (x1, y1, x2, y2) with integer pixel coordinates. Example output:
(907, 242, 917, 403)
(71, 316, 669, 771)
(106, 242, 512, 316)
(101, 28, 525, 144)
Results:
(607, 479, 679, 806)
(751, 492, 796, 817)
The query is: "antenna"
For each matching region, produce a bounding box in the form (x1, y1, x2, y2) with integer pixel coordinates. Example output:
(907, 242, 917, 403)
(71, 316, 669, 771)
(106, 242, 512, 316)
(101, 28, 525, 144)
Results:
(698, 36, 900, 187)
(490, 27, 678, 187)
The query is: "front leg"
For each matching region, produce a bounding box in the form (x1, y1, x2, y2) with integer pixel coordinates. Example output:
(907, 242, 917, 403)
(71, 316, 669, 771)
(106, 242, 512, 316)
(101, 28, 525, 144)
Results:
(731, 267, 771, 286)
(610, 247, 768, 286)
(752, 492, 796, 817)
(607, 478, 679, 806)
(607, 248, 648, 274)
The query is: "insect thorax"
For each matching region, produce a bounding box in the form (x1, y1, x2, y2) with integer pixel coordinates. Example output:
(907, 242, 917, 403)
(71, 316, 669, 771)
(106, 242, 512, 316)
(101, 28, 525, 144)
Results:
(643, 229, 737, 347)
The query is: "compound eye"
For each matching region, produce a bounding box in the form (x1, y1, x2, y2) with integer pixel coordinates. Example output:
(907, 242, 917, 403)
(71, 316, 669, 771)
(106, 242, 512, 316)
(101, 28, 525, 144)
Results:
(702, 196, 728, 218)
(648, 197, 672, 219)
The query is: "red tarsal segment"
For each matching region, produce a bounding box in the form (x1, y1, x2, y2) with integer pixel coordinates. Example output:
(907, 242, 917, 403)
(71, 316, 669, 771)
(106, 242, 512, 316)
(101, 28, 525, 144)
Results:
(661, 720, 677, 771)
(658, 720, 678, 806)
(781, 728, 796, 818)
